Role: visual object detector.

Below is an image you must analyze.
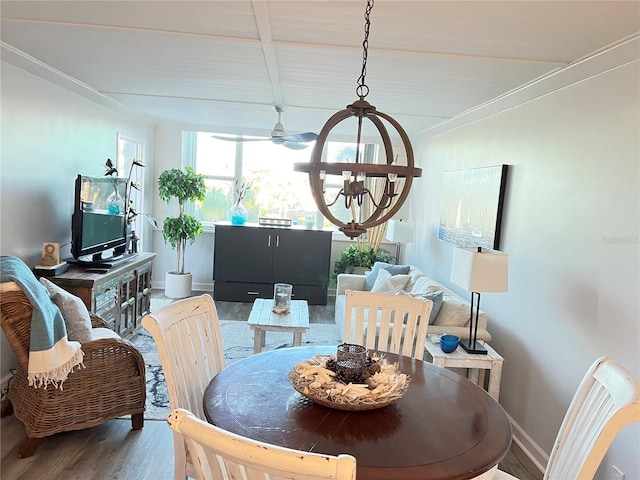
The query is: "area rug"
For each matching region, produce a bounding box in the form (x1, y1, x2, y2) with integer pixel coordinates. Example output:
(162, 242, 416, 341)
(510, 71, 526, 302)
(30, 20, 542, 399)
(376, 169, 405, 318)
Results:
(131, 317, 341, 420)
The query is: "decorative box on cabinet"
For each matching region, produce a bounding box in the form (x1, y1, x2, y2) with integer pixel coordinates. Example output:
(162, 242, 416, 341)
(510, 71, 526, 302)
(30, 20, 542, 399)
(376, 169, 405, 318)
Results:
(47, 252, 156, 338)
(213, 223, 332, 305)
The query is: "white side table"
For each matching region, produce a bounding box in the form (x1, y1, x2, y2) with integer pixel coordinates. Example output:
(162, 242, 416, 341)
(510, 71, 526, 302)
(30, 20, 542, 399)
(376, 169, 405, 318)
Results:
(424, 338, 504, 401)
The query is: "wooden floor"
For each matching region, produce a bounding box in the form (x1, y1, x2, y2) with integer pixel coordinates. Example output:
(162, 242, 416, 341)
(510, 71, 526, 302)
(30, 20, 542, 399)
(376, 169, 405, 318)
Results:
(1, 291, 542, 479)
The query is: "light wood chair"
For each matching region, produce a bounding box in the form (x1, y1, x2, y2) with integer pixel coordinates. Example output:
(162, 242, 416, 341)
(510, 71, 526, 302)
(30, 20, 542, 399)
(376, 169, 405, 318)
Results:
(493, 357, 640, 480)
(167, 408, 357, 480)
(343, 290, 433, 360)
(141, 294, 225, 480)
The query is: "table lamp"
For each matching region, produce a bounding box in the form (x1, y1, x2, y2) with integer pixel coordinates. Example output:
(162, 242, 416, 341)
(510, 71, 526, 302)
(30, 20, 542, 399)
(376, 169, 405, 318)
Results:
(450, 247, 508, 354)
(386, 220, 414, 263)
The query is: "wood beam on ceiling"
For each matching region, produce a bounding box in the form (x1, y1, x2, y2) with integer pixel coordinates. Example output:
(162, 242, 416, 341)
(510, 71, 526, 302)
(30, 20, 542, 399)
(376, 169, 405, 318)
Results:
(252, 0, 282, 107)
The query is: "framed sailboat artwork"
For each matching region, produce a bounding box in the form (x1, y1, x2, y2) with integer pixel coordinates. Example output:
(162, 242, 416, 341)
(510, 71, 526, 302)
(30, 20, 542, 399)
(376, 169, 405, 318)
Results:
(438, 165, 508, 251)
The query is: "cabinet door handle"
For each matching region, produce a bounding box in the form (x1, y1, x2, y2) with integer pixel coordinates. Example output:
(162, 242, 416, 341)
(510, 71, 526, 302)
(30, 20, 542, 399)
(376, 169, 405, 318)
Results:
(276, 235, 280, 247)
(247, 291, 260, 296)
(268, 235, 271, 248)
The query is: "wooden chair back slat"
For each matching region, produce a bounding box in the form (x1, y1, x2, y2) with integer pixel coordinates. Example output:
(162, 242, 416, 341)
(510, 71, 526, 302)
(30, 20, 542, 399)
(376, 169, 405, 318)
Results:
(168, 408, 357, 480)
(544, 357, 640, 480)
(343, 290, 432, 360)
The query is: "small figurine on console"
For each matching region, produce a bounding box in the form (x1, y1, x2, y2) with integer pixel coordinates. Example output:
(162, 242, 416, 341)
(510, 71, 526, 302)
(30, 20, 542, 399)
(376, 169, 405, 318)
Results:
(129, 230, 139, 254)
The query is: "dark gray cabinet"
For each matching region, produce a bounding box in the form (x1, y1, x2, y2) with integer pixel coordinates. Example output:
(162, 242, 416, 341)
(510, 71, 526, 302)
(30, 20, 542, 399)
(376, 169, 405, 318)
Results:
(213, 223, 332, 304)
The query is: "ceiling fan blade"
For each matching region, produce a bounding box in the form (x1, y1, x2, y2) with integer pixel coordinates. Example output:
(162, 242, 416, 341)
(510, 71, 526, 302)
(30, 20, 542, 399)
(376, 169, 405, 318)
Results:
(211, 134, 272, 143)
(283, 141, 311, 150)
(282, 132, 318, 143)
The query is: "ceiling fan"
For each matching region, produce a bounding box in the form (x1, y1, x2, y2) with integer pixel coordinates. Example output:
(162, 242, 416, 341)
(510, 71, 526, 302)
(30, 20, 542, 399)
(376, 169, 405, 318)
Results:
(212, 105, 318, 150)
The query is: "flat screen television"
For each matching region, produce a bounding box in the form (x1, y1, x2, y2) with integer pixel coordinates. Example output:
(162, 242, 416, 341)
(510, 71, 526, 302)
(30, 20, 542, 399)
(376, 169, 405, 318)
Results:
(71, 174, 129, 265)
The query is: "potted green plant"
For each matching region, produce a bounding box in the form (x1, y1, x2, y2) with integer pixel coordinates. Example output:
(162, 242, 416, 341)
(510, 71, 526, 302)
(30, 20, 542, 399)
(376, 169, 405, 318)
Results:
(158, 167, 206, 298)
(332, 244, 392, 279)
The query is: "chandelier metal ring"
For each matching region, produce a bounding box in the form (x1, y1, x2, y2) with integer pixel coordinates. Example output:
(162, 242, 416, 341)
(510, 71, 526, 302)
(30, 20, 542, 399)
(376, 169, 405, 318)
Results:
(294, 98, 421, 239)
(293, 0, 422, 239)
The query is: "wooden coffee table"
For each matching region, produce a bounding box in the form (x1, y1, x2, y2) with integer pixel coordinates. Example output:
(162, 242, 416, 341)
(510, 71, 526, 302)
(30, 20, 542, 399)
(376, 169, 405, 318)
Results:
(247, 298, 309, 354)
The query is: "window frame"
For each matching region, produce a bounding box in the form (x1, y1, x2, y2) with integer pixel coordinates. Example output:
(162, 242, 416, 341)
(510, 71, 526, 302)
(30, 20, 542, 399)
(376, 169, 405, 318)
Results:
(182, 130, 381, 232)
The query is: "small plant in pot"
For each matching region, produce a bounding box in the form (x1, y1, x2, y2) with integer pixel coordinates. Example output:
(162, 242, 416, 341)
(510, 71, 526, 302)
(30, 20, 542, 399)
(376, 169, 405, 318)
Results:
(158, 167, 206, 298)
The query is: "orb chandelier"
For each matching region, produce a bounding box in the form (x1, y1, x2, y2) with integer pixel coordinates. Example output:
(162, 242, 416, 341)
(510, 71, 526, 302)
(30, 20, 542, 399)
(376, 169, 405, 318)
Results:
(294, 0, 422, 239)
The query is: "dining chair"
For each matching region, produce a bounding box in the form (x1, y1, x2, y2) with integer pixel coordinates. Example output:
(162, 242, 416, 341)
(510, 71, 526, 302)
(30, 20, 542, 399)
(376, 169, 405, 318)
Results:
(167, 408, 357, 480)
(493, 356, 640, 480)
(141, 294, 225, 480)
(343, 289, 433, 360)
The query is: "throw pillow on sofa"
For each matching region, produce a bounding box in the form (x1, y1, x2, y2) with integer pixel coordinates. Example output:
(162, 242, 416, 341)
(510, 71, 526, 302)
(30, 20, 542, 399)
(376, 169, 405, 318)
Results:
(364, 262, 411, 291)
(370, 268, 412, 294)
(397, 289, 443, 324)
(408, 276, 442, 296)
(40, 277, 93, 343)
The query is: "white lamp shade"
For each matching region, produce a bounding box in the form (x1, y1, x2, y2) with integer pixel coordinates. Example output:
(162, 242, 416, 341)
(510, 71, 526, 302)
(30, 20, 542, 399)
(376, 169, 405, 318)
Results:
(386, 220, 414, 243)
(451, 247, 509, 293)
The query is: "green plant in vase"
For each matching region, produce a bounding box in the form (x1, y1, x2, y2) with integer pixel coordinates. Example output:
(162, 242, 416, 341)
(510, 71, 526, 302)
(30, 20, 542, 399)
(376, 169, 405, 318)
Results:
(103, 158, 157, 253)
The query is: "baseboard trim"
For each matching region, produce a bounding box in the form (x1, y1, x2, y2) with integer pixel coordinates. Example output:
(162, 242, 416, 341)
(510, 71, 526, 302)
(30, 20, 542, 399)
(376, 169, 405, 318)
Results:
(507, 411, 548, 475)
(151, 281, 213, 292)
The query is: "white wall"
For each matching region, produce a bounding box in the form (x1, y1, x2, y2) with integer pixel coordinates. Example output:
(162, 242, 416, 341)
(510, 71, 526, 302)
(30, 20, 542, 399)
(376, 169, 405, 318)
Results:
(406, 43, 639, 478)
(149, 128, 215, 291)
(0, 61, 154, 385)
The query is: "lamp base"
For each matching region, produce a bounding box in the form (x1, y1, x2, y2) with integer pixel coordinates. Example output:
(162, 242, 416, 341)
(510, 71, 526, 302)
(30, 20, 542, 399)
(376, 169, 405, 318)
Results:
(460, 339, 488, 355)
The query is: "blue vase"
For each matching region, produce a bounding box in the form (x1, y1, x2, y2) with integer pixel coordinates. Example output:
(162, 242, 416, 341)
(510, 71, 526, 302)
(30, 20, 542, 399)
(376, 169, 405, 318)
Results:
(228, 203, 248, 225)
(107, 190, 124, 215)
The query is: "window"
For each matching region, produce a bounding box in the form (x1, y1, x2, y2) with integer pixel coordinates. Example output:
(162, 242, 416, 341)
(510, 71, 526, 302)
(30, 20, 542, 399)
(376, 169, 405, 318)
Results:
(183, 131, 379, 230)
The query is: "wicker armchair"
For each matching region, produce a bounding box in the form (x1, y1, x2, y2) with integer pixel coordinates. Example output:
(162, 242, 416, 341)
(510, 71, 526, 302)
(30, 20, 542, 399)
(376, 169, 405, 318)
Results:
(0, 283, 146, 458)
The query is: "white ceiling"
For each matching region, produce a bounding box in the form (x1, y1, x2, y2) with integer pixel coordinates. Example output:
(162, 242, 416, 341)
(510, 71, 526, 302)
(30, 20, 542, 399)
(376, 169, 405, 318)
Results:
(2, 1, 638, 139)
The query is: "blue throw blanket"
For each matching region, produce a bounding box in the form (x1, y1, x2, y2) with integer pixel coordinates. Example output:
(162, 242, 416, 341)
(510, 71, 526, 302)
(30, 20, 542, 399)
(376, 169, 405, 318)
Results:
(0, 256, 84, 388)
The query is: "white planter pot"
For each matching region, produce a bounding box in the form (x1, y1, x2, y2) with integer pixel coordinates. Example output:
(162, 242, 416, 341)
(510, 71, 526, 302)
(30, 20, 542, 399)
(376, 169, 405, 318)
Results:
(165, 272, 192, 299)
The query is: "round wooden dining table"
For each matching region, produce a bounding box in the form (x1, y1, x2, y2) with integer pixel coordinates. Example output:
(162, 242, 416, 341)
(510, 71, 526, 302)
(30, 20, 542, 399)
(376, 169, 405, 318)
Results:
(203, 345, 512, 480)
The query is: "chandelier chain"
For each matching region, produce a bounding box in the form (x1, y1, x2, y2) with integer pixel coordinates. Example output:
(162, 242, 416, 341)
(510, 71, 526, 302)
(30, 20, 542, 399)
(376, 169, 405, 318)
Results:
(356, 0, 374, 99)
(294, 0, 420, 239)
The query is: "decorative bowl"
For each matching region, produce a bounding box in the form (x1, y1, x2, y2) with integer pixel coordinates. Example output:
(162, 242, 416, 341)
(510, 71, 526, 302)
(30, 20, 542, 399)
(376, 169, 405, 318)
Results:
(288, 353, 410, 411)
(440, 334, 460, 353)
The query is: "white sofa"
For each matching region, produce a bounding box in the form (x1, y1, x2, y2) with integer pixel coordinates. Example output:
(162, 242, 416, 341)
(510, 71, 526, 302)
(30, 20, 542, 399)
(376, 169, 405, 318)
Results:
(334, 263, 492, 343)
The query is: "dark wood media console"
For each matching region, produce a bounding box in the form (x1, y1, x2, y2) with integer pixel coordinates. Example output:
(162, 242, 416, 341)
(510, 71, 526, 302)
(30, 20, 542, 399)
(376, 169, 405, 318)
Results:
(213, 224, 332, 305)
(48, 252, 156, 338)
